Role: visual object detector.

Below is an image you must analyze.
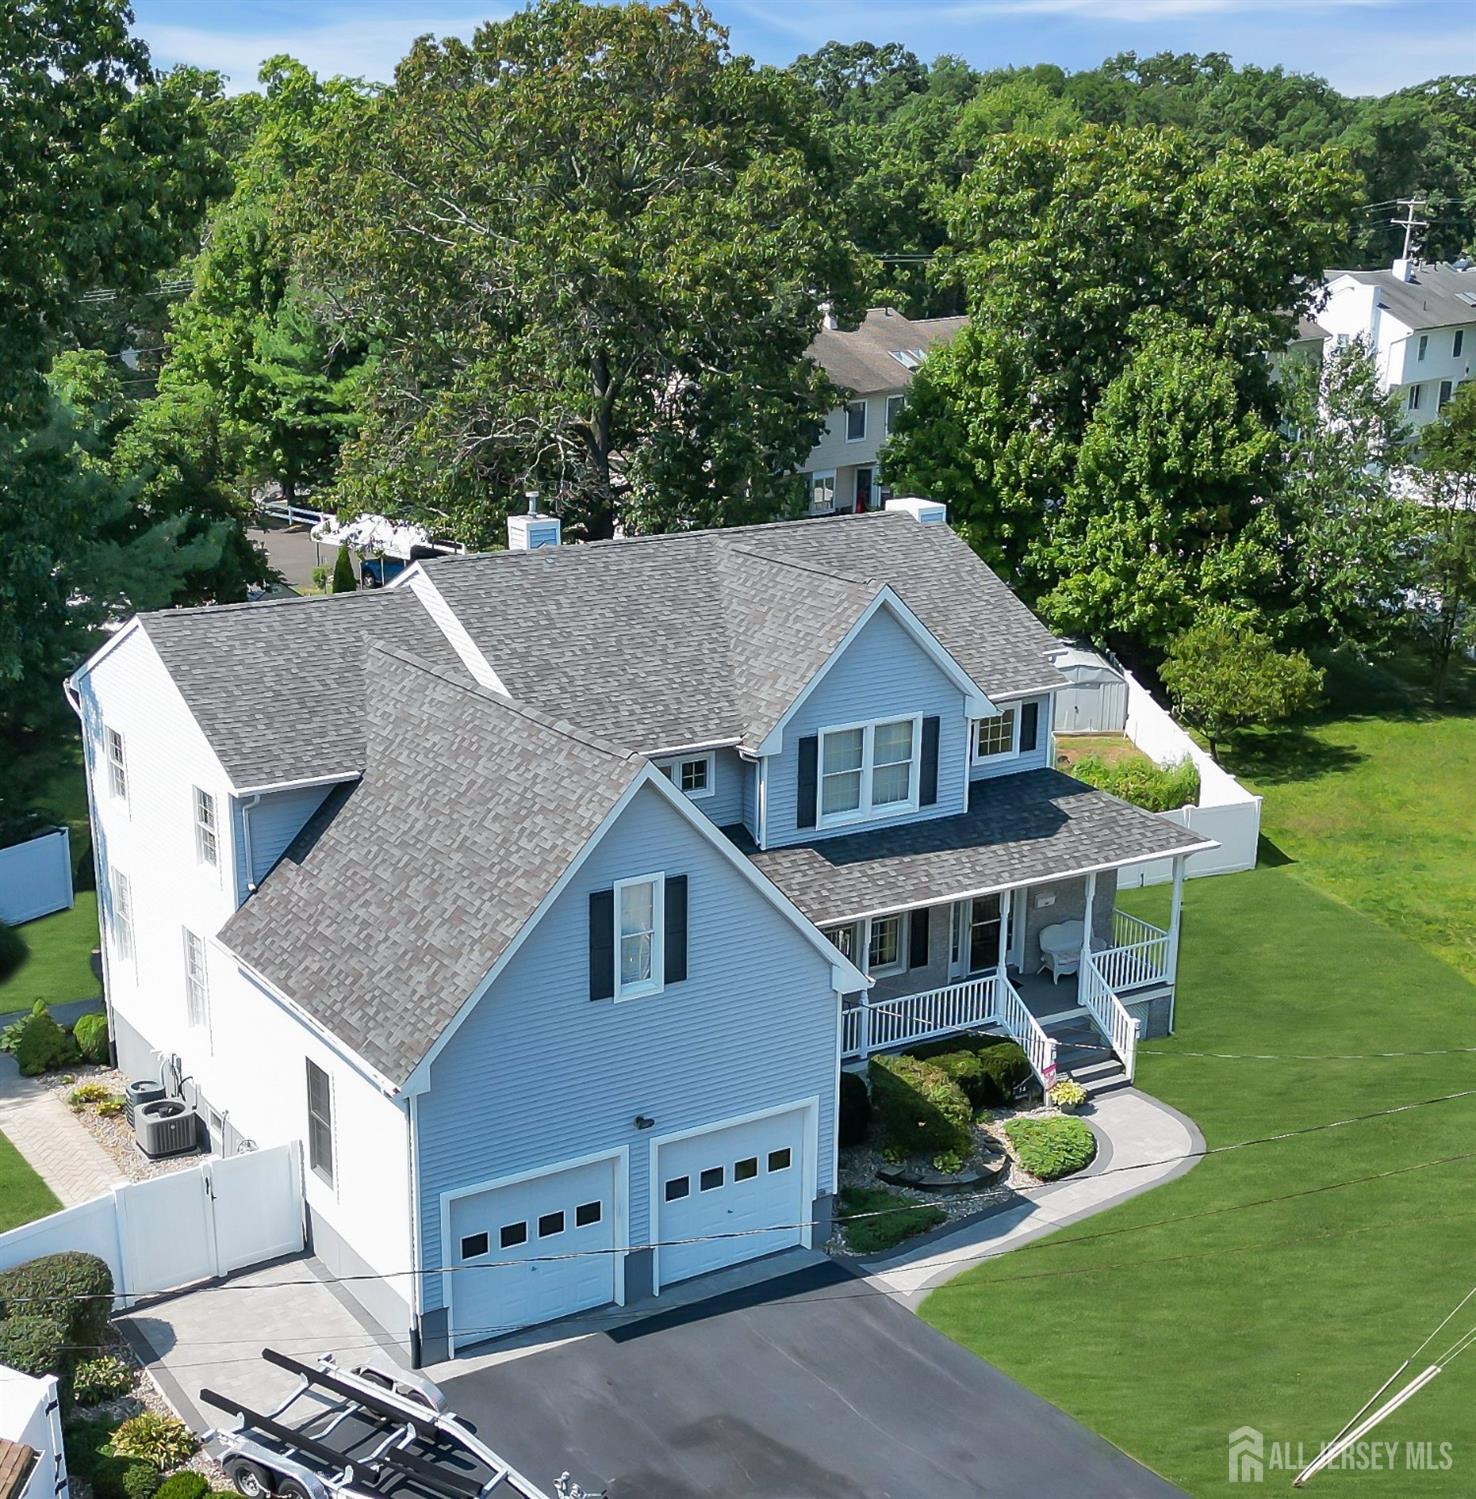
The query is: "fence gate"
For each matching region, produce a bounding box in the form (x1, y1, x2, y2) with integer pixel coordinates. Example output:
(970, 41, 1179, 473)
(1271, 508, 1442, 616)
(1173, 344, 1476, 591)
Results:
(114, 1143, 304, 1302)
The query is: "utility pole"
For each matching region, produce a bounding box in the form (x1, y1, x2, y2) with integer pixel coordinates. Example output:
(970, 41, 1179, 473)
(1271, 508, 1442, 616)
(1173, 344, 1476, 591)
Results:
(1390, 197, 1429, 262)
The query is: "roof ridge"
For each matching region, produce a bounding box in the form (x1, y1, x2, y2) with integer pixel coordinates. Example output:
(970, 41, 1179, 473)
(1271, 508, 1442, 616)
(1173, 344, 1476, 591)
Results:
(719, 542, 879, 591)
(367, 642, 641, 765)
(139, 587, 408, 624)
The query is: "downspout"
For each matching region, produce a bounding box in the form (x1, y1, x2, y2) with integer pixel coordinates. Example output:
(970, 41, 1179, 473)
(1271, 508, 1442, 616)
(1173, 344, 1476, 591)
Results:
(240, 793, 263, 896)
(406, 1091, 425, 1368)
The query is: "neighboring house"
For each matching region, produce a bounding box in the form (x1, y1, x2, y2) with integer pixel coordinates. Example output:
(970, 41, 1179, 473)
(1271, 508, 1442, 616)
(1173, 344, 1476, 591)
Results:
(1316, 257, 1476, 430)
(800, 307, 965, 516)
(69, 504, 1208, 1362)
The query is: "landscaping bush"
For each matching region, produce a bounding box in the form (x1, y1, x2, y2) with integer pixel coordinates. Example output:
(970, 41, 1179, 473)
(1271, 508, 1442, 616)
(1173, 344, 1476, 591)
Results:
(910, 1037, 1031, 1106)
(837, 1186, 946, 1255)
(63, 1417, 158, 1499)
(0, 1313, 71, 1384)
(11, 1000, 82, 1075)
(0, 1250, 116, 1352)
(123, 1464, 163, 1499)
(154, 1473, 211, 1499)
(1048, 1078, 1088, 1112)
(109, 1413, 197, 1470)
(72, 1354, 135, 1406)
(74, 1011, 111, 1064)
(1004, 1115, 1097, 1181)
(0, 920, 26, 982)
(97, 1096, 125, 1118)
(869, 1054, 972, 1159)
(69, 1080, 113, 1108)
(922, 1050, 989, 1107)
(838, 1069, 871, 1147)
(1068, 752, 1200, 813)
(330, 545, 356, 593)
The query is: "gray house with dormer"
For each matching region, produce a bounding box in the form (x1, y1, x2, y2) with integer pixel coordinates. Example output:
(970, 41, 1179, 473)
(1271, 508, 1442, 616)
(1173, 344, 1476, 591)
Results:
(70, 503, 1207, 1361)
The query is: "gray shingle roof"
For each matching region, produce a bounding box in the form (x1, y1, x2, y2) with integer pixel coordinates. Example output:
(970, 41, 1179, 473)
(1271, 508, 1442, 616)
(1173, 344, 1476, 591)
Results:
(420, 510, 1064, 754)
(140, 589, 462, 788)
(1326, 262, 1476, 331)
(808, 308, 967, 395)
(729, 769, 1211, 925)
(219, 646, 643, 1085)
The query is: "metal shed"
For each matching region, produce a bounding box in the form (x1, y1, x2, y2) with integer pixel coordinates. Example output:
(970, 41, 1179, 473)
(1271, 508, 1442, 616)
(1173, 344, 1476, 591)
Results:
(1052, 642, 1128, 733)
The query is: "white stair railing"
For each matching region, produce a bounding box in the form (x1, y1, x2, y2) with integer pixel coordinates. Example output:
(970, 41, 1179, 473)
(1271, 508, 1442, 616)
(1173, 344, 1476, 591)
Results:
(1080, 954, 1138, 1081)
(994, 973, 1059, 1093)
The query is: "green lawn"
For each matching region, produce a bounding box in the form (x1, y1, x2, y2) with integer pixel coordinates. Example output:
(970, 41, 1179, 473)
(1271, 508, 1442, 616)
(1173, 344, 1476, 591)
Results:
(0, 893, 102, 1015)
(0, 1130, 60, 1231)
(922, 651, 1476, 1497)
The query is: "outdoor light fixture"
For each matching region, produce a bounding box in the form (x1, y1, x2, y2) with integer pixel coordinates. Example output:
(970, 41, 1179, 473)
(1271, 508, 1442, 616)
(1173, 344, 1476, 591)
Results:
(633, 1115, 655, 1130)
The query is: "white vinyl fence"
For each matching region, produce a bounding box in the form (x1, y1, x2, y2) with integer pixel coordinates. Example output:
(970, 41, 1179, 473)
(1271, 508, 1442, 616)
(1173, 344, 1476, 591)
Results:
(1117, 668, 1262, 886)
(0, 1143, 303, 1306)
(0, 826, 73, 925)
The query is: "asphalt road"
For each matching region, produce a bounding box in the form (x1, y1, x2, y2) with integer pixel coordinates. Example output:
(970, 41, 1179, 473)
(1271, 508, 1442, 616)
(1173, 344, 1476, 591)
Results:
(441, 1261, 1184, 1499)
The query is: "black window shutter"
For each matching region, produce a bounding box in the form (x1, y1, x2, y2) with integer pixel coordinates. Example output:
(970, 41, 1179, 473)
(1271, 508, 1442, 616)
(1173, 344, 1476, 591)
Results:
(919, 716, 940, 806)
(1019, 701, 1040, 754)
(796, 735, 818, 828)
(588, 890, 614, 1000)
(908, 910, 930, 970)
(664, 875, 688, 985)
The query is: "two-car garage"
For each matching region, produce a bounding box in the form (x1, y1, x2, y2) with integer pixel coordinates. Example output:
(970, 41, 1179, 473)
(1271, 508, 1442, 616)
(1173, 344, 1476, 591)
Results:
(443, 1102, 815, 1351)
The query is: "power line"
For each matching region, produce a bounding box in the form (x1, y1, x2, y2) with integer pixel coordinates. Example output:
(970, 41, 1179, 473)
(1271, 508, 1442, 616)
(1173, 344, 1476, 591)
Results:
(1139, 1044, 1476, 1061)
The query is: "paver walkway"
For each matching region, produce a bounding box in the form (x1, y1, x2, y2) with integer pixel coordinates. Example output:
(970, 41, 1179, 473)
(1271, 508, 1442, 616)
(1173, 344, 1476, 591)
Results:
(867, 1086, 1203, 1299)
(0, 1051, 126, 1208)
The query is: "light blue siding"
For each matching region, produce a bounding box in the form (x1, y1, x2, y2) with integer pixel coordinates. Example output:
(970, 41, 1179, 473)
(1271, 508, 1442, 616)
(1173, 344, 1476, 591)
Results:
(652, 747, 744, 827)
(232, 785, 336, 896)
(765, 606, 969, 847)
(415, 783, 840, 1312)
(740, 759, 758, 839)
(970, 693, 1055, 782)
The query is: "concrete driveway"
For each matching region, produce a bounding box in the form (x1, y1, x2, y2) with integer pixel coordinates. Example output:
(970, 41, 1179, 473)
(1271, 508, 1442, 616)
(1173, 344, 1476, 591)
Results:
(440, 1261, 1183, 1499)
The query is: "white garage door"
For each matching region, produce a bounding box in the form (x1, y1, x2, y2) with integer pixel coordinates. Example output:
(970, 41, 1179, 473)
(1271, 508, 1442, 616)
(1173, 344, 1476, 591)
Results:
(655, 1107, 809, 1290)
(447, 1155, 618, 1349)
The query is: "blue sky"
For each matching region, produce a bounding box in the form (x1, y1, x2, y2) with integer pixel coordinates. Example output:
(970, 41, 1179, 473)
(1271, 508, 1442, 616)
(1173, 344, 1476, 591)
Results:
(133, 0, 1475, 98)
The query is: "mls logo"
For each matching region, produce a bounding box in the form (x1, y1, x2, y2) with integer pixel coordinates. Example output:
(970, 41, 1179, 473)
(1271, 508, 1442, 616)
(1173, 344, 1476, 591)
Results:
(1229, 1426, 1265, 1484)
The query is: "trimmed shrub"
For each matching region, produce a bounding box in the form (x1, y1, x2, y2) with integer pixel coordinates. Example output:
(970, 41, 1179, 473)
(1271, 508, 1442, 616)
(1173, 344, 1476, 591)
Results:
(0, 1313, 70, 1384)
(74, 1011, 111, 1064)
(123, 1464, 162, 1499)
(0, 1250, 116, 1352)
(838, 1070, 871, 1148)
(72, 1354, 135, 1406)
(62, 1417, 156, 1499)
(13, 1001, 82, 1076)
(923, 1050, 989, 1108)
(69, 1081, 112, 1108)
(1068, 752, 1200, 813)
(1004, 1115, 1097, 1181)
(836, 1186, 945, 1255)
(154, 1474, 211, 1499)
(110, 1413, 197, 1470)
(330, 545, 357, 593)
(908, 1036, 1031, 1107)
(0, 920, 26, 981)
(975, 1042, 1032, 1104)
(97, 1096, 125, 1118)
(869, 1054, 972, 1159)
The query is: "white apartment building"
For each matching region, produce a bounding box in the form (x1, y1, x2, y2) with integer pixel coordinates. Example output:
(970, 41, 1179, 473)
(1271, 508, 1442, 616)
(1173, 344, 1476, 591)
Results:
(1317, 257, 1476, 431)
(801, 307, 965, 515)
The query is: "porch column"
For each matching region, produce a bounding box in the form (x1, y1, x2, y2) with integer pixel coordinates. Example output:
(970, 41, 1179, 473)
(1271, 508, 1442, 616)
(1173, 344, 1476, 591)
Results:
(997, 889, 1012, 975)
(1079, 870, 1097, 991)
(1166, 854, 1186, 1031)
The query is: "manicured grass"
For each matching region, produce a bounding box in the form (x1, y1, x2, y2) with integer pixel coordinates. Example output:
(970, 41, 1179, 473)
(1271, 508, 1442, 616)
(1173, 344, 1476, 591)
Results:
(1054, 731, 1152, 770)
(0, 1129, 60, 1231)
(836, 1186, 945, 1254)
(0, 893, 102, 1015)
(923, 651, 1476, 1497)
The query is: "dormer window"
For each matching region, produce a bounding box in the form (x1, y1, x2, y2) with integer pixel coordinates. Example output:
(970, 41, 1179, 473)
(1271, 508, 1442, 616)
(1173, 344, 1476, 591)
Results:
(974, 708, 1020, 761)
(656, 752, 714, 800)
(818, 716, 920, 827)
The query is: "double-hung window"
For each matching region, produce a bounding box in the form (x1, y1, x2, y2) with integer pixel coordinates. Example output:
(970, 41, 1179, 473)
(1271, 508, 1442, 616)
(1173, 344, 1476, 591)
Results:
(867, 913, 906, 976)
(885, 394, 906, 434)
(111, 869, 135, 966)
(1454, 329, 1465, 358)
(974, 707, 1019, 761)
(106, 729, 128, 803)
(1408, 385, 1423, 412)
(845, 400, 867, 441)
(182, 928, 209, 1029)
(818, 716, 920, 826)
(614, 874, 664, 1002)
(306, 1060, 334, 1186)
(1439, 379, 1454, 410)
(1418, 334, 1429, 361)
(193, 787, 218, 868)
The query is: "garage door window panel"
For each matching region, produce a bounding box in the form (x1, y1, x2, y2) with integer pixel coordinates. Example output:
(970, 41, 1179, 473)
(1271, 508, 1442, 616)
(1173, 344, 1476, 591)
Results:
(576, 1201, 603, 1227)
(769, 1148, 792, 1173)
(460, 1232, 489, 1259)
(735, 1156, 758, 1182)
(700, 1167, 724, 1191)
(500, 1222, 528, 1249)
(665, 1176, 690, 1201)
(538, 1211, 565, 1238)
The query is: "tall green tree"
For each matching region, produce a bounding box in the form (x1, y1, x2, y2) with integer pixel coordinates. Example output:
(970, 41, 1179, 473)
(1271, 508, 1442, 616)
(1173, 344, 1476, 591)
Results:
(297, 0, 869, 543)
(1415, 381, 1476, 703)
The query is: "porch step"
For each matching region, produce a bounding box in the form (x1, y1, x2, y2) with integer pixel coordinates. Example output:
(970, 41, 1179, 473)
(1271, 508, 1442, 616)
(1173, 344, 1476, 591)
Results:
(1047, 1020, 1131, 1097)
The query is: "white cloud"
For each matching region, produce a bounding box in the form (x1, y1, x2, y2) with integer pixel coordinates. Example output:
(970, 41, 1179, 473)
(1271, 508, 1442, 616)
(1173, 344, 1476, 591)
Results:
(145, 11, 503, 91)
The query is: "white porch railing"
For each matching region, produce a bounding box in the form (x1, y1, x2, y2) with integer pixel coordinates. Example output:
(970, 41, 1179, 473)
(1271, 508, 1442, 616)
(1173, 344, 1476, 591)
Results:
(841, 973, 1058, 1091)
(995, 972, 1058, 1092)
(1081, 953, 1138, 1081)
(1096, 909, 1172, 993)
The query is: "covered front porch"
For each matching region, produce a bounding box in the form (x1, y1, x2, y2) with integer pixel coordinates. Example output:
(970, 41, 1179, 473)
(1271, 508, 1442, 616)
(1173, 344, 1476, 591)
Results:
(834, 861, 1185, 1088)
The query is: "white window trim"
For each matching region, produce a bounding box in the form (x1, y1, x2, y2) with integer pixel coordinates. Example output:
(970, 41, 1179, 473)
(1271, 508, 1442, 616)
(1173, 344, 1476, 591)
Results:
(111, 867, 135, 971)
(613, 872, 665, 1004)
(1408, 384, 1422, 411)
(658, 752, 715, 801)
(1453, 329, 1464, 358)
(972, 706, 1021, 765)
(106, 729, 128, 803)
(816, 714, 923, 830)
(865, 911, 909, 978)
(1418, 334, 1428, 360)
(808, 470, 837, 515)
(885, 394, 906, 434)
(844, 399, 867, 442)
(306, 1058, 336, 1190)
(193, 786, 219, 869)
(182, 927, 209, 1031)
